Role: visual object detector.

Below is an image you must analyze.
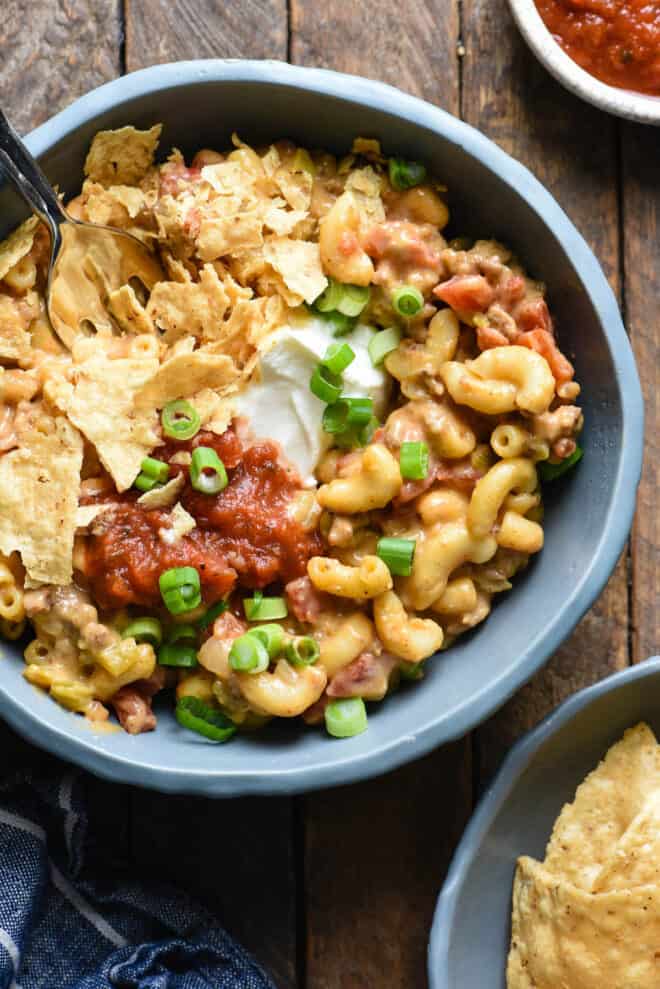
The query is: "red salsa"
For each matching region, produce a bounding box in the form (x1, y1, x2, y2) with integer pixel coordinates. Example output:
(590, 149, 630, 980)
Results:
(82, 428, 322, 611)
(535, 0, 660, 95)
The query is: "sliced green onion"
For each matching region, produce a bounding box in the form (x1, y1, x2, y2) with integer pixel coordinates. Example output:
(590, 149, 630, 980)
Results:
(400, 441, 429, 480)
(196, 600, 228, 631)
(314, 278, 344, 313)
(388, 158, 427, 191)
(140, 457, 170, 483)
(358, 415, 380, 446)
(161, 399, 201, 441)
(159, 566, 201, 615)
(158, 642, 198, 668)
(322, 342, 355, 375)
(392, 285, 424, 318)
(247, 623, 285, 659)
(243, 595, 288, 621)
(310, 364, 343, 403)
(322, 397, 374, 435)
(175, 696, 236, 742)
(336, 284, 370, 318)
(333, 414, 380, 450)
(368, 326, 402, 366)
(167, 624, 197, 644)
(328, 311, 358, 337)
(325, 698, 368, 738)
(377, 537, 416, 577)
(285, 636, 320, 667)
(400, 660, 425, 681)
(134, 473, 159, 493)
(190, 446, 228, 495)
(538, 445, 583, 482)
(121, 617, 162, 648)
(229, 633, 270, 674)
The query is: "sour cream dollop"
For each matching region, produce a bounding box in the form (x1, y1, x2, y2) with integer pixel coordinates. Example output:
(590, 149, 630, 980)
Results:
(234, 312, 389, 483)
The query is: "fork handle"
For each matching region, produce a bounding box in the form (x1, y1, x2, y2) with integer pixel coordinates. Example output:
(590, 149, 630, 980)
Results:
(0, 108, 67, 254)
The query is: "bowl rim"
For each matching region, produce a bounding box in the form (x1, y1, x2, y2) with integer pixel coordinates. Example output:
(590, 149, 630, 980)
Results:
(508, 0, 660, 125)
(427, 656, 660, 987)
(0, 58, 645, 796)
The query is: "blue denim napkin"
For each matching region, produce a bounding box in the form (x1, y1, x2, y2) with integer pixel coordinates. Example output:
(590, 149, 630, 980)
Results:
(0, 742, 276, 989)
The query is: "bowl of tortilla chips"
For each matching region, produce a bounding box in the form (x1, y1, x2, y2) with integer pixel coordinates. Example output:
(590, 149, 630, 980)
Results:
(0, 60, 643, 795)
(429, 656, 660, 988)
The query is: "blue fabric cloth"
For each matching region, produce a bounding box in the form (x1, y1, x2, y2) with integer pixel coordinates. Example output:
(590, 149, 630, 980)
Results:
(0, 746, 276, 989)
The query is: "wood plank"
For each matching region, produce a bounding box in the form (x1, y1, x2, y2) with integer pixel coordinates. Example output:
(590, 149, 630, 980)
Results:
(290, 0, 459, 105)
(289, 6, 468, 986)
(123, 4, 297, 986)
(622, 124, 660, 665)
(0, 1, 122, 133)
(461, 0, 629, 781)
(124, 0, 287, 69)
(305, 744, 471, 989)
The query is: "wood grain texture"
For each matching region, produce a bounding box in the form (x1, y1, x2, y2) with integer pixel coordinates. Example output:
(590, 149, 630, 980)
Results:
(124, 0, 287, 70)
(1, 1, 122, 132)
(461, 0, 629, 781)
(290, 0, 460, 105)
(289, 7, 467, 986)
(305, 744, 471, 989)
(622, 124, 660, 665)
(129, 791, 298, 988)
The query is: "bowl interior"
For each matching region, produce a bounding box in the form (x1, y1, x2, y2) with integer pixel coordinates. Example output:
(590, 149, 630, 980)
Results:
(0, 66, 641, 794)
(429, 661, 660, 988)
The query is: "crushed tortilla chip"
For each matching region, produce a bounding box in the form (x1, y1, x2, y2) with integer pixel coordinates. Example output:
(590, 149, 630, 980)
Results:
(146, 264, 230, 344)
(274, 167, 312, 213)
(263, 238, 327, 305)
(84, 125, 162, 187)
(159, 502, 196, 545)
(108, 285, 155, 335)
(197, 208, 264, 262)
(47, 348, 160, 492)
(137, 473, 185, 510)
(0, 405, 82, 585)
(135, 351, 238, 409)
(76, 504, 113, 529)
(0, 216, 39, 282)
(351, 137, 385, 163)
(0, 294, 31, 360)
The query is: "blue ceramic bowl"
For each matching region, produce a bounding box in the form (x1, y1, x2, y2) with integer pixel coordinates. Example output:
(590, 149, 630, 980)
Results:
(428, 657, 660, 988)
(0, 61, 643, 795)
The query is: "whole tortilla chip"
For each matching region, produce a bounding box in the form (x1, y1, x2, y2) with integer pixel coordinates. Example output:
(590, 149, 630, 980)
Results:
(0, 216, 39, 281)
(263, 238, 327, 305)
(507, 856, 660, 989)
(592, 789, 660, 892)
(135, 351, 237, 409)
(147, 264, 230, 344)
(543, 723, 660, 891)
(47, 348, 160, 492)
(0, 406, 82, 585)
(84, 125, 162, 187)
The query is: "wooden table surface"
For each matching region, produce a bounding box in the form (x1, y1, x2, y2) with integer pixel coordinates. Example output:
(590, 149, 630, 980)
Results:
(2, 1, 658, 986)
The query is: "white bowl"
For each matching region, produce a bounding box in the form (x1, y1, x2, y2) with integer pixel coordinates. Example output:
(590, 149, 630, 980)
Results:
(508, 0, 660, 125)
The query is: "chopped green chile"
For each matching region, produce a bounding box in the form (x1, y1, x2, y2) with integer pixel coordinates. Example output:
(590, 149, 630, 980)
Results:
(538, 445, 583, 482)
(175, 696, 236, 742)
(161, 399, 201, 441)
(121, 617, 163, 648)
(388, 157, 427, 191)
